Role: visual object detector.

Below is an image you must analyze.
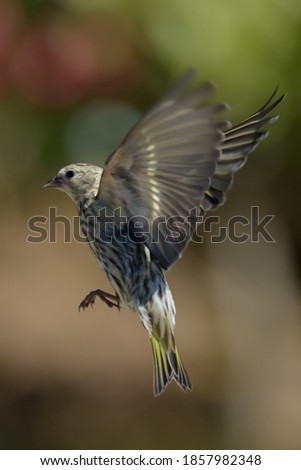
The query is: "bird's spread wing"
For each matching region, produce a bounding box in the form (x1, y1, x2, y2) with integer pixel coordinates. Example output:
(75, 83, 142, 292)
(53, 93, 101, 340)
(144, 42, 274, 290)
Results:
(98, 70, 228, 270)
(201, 88, 285, 213)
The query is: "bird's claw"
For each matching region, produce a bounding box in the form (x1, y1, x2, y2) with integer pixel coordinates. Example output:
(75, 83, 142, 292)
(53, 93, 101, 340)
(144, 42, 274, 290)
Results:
(79, 289, 120, 311)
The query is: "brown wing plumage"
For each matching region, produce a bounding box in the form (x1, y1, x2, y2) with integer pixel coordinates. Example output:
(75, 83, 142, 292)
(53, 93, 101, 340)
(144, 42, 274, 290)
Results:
(98, 70, 228, 270)
(201, 88, 285, 213)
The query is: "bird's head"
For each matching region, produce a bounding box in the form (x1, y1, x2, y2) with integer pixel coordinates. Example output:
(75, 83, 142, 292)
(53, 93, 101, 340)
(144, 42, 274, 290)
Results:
(44, 163, 103, 205)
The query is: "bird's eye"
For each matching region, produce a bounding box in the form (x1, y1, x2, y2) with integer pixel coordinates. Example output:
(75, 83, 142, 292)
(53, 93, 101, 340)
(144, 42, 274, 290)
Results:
(65, 170, 75, 179)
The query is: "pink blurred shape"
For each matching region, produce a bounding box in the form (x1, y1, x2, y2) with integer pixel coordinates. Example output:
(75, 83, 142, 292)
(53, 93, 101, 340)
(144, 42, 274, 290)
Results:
(0, 0, 20, 91)
(9, 17, 145, 106)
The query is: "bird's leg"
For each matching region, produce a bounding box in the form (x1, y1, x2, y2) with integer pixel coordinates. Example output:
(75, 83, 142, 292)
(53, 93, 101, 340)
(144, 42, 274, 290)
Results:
(79, 289, 120, 311)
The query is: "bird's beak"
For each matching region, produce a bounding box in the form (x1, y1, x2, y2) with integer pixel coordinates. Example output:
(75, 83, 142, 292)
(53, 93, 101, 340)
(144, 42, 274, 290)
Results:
(43, 175, 64, 189)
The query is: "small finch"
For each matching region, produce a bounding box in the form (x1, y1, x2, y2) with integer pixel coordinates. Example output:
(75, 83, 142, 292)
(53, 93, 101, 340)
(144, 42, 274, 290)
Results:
(44, 70, 284, 396)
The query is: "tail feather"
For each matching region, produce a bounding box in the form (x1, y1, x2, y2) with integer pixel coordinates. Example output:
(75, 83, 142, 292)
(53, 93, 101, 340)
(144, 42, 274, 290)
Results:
(150, 335, 192, 396)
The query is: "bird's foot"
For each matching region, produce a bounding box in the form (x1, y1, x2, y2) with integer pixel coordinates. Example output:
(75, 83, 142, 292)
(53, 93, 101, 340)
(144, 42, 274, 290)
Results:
(79, 289, 120, 311)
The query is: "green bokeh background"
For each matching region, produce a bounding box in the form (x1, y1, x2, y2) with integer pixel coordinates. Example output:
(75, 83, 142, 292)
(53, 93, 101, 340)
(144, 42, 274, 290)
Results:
(0, 0, 301, 449)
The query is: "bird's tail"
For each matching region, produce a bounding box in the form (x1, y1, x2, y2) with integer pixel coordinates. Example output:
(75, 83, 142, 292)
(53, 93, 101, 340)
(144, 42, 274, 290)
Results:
(150, 333, 192, 396)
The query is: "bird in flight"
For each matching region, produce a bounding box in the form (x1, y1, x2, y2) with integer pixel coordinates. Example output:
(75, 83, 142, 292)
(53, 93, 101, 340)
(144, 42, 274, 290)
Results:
(44, 70, 284, 396)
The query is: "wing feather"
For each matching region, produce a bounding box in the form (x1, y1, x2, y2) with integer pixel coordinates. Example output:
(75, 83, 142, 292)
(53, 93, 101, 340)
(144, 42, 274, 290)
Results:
(201, 89, 285, 212)
(98, 70, 228, 270)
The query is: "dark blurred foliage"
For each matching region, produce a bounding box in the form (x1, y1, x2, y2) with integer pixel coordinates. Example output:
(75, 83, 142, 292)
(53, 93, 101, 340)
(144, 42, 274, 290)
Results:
(0, 0, 301, 450)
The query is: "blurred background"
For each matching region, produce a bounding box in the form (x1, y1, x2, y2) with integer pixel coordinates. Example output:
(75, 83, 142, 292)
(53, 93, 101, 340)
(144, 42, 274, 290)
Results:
(0, 0, 301, 450)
